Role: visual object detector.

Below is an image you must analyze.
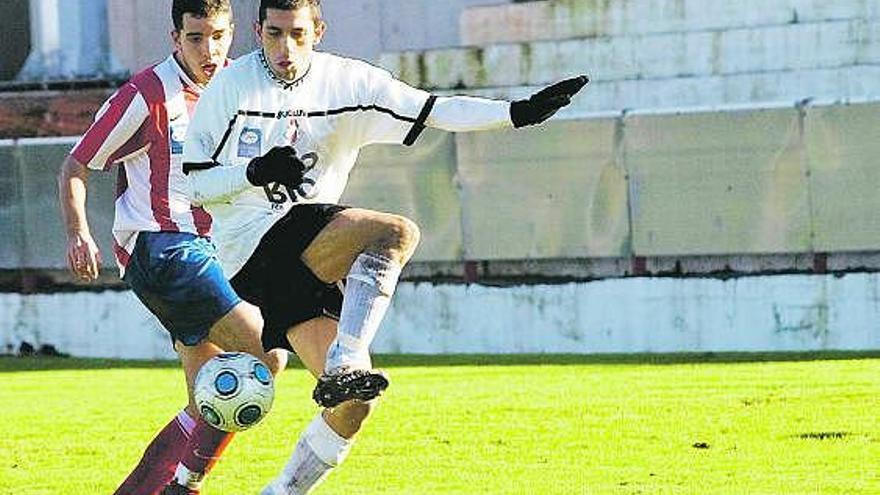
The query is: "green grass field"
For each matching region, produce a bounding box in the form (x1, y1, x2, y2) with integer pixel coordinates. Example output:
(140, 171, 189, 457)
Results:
(1, 352, 879, 494)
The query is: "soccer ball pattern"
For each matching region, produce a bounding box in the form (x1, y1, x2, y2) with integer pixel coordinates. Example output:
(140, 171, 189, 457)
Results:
(194, 352, 275, 432)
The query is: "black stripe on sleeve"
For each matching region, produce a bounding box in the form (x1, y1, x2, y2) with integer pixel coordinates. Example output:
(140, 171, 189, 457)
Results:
(233, 105, 420, 123)
(403, 95, 437, 146)
(307, 105, 417, 122)
(211, 114, 239, 161)
(182, 161, 219, 175)
(239, 110, 279, 118)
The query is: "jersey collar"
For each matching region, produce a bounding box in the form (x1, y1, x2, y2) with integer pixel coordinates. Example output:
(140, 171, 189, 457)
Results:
(169, 54, 232, 93)
(258, 49, 311, 91)
(170, 53, 202, 94)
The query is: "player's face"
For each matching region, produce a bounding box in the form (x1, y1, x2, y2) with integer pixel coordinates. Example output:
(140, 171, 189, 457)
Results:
(172, 12, 234, 86)
(257, 7, 325, 80)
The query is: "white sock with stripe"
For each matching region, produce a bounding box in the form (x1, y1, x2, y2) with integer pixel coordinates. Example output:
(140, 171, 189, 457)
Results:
(325, 252, 401, 373)
(261, 413, 352, 495)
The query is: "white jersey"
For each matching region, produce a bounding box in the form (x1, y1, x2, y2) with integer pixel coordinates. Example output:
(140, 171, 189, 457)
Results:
(184, 50, 435, 276)
(72, 54, 212, 274)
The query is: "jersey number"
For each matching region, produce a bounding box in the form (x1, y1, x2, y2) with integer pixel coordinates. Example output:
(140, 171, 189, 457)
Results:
(263, 151, 319, 207)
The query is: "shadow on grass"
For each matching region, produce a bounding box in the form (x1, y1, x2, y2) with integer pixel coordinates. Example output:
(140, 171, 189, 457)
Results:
(3, 350, 880, 373)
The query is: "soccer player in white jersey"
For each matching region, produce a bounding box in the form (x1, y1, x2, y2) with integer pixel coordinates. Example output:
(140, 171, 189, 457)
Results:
(57, 2, 286, 494)
(182, 0, 588, 492)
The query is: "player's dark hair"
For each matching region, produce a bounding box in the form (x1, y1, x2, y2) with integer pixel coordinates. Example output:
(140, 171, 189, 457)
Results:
(172, 0, 232, 31)
(259, 0, 322, 26)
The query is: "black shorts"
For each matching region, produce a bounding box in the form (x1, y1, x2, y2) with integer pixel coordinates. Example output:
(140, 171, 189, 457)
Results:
(230, 203, 348, 352)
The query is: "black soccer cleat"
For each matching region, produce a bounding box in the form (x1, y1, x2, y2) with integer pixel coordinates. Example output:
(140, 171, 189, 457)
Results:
(160, 482, 198, 495)
(312, 368, 390, 408)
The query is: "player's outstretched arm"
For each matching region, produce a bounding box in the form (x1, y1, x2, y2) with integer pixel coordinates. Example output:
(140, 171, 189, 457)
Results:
(58, 155, 102, 281)
(425, 75, 589, 133)
(185, 146, 307, 205)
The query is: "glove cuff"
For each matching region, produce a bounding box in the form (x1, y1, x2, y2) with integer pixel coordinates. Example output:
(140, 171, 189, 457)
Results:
(246, 158, 262, 186)
(509, 99, 531, 128)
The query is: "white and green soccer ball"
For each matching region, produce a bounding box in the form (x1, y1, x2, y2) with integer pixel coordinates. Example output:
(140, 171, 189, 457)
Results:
(194, 352, 275, 432)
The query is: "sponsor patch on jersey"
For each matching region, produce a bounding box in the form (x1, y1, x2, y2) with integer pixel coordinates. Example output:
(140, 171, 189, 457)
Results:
(238, 128, 262, 158)
(169, 123, 187, 155)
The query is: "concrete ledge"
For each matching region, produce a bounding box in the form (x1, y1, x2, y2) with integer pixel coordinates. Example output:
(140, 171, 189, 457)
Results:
(5, 252, 880, 294)
(461, 0, 880, 46)
(383, 19, 880, 91)
(447, 65, 880, 115)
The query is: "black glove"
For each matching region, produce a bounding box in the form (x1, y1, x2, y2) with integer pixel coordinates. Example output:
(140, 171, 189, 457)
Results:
(246, 146, 307, 187)
(510, 75, 589, 128)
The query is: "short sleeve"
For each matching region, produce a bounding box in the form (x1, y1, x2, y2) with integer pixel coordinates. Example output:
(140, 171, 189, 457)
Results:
(70, 83, 149, 170)
(357, 65, 433, 147)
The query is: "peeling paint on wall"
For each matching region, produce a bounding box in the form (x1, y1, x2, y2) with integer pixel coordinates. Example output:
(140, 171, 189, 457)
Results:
(3, 273, 880, 359)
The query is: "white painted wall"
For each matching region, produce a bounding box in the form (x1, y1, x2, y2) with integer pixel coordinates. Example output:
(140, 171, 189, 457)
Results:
(322, 0, 506, 61)
(380, 274, 880, 354)
(0, 291, 175, 359)
(19, 0, 122, 80)
(3, 273, 879, 359)
(383, 0, 880, 113)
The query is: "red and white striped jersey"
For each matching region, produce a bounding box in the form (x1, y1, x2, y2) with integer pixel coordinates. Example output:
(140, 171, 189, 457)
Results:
(71, 54, 213, 274)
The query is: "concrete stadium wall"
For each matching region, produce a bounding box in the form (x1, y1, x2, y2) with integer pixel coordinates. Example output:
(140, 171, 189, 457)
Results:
(350, 100, 880, 265)
(3, 272, 879, 359)
(383, 0, 880, 113)
(4, 100, 880, 274)
(20, 0, 879, 113)
(4, 100, 880, 357)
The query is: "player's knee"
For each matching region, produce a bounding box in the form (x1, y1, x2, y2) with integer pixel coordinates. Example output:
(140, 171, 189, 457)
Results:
(263, 348, 289, 376)
(242, 302, 265, 330)
(209, 301, 272, 362)
(400, 216, 421, 253)
(220, 301, 263, 337)
(380, 214, 420, 257)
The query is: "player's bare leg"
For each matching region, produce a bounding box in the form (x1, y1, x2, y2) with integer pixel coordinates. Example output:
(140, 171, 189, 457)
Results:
(179, 301, 286, 407)
(157, 302, 285, 495)
(261, 317, 376, 495)
(303, 208, 419, 407)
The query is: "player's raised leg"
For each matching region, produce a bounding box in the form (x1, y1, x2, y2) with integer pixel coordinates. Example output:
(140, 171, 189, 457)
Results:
(261, 317, 376, 495)
(302, 208, 420, 407)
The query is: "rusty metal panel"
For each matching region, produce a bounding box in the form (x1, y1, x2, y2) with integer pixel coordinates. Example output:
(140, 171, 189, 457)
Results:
(456, 118, 628, 260)
(625, 107, 810, 256)
(805, 102, 880, 252)
(16, 141, 116, 269)
(341, 129, 463, 262)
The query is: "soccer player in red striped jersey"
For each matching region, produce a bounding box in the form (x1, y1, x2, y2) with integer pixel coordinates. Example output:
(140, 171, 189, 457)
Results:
(57, 1, 283, 494)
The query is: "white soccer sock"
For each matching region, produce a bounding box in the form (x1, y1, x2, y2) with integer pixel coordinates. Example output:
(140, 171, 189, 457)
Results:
(325, 252, 401, 373)
(261, 413, 353, 495)
(174, 464, 204, 491)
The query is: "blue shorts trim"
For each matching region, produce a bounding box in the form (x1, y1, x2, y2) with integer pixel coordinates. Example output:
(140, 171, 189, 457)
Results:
(123, 231, 241, 346)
